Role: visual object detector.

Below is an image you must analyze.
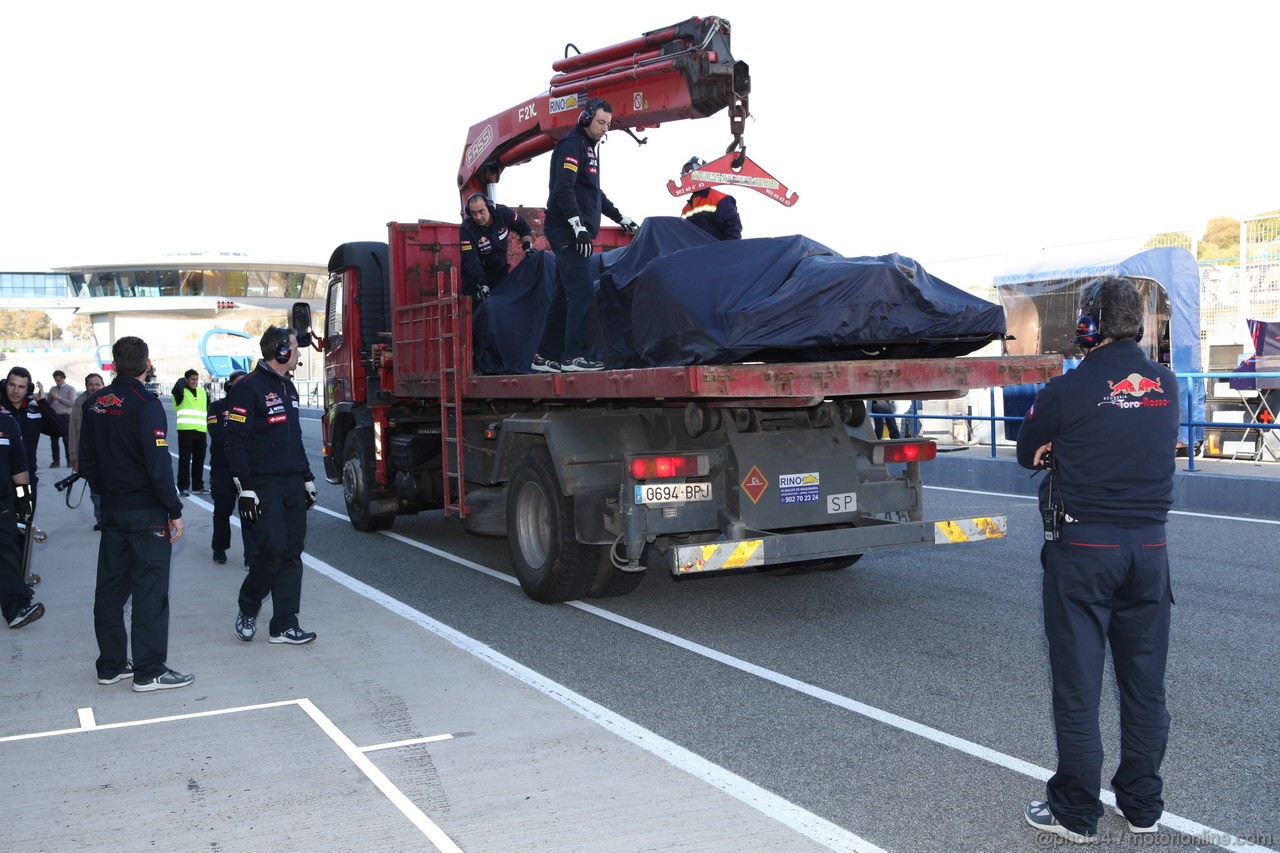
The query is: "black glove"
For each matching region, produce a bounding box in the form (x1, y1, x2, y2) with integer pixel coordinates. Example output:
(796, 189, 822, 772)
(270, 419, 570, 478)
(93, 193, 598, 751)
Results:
(234, 477, 260, 523)
(304, 479, 318, 510)
(569, 216, 592, 259)
(619, 216, 640, 236)
(476, 284, 490, 302)
(14, 484, 33, 523)
(523, 240, 536, 257)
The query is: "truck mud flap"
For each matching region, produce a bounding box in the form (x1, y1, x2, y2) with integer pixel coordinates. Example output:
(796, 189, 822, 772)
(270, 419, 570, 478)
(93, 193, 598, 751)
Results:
(670, 515, 1007, 576)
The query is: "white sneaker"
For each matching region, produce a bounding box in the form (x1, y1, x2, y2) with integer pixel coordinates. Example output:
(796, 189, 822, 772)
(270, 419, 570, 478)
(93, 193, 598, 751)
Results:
(1112, 804, 1158, 833)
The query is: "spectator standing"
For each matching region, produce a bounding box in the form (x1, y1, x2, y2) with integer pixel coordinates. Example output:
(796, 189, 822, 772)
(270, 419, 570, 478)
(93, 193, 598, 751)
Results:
(80, 336, 193, 691)
(171, 368, 208, 496)
(47, 370, 76, 468)
(68, 372, 106, 530)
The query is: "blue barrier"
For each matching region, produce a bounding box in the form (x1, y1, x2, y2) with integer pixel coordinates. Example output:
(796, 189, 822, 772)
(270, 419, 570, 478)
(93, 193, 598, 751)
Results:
(866, 371, 1279, 472)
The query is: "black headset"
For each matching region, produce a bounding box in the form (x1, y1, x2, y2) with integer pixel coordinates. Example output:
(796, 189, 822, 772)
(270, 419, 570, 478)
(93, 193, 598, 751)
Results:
(461, 192, 495, 220)
(1075, 278, 1143, 349)
(578, 98, 609, 128)
(1074, 280, 1106, 349)
(261, 327, 294, 364)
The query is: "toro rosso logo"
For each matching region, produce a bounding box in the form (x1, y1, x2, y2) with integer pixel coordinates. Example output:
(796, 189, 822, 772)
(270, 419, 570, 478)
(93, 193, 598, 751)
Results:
(1101, 373, 1170, 409)
(96, 394, 124, 407)
(1108, 373, 1163, 396)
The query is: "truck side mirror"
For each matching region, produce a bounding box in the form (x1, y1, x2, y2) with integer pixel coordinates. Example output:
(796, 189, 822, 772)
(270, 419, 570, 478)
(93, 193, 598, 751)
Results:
(292, 301, 314, 348)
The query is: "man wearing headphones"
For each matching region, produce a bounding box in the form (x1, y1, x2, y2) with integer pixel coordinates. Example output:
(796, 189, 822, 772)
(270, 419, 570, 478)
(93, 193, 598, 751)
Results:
(225, 328, 318, 645)
(678, 156, 742, 240)
(530, 98, 639, 373)
(208, 370, 257, 568)
(1016, 277, 1179, 843)
(459, 192, 535, 300)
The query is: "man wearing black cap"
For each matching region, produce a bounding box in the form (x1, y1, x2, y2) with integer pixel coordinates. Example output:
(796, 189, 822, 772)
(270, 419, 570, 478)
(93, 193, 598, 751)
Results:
(678, 156, 742, 241)
(208, 370, 257, 567)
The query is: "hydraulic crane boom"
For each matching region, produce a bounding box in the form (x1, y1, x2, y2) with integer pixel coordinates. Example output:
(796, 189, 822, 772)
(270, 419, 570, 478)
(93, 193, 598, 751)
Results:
(457, 16, 750, 202)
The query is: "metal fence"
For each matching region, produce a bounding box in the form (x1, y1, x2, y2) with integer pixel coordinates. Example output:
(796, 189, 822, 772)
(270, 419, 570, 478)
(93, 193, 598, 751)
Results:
(880, 371, 1278, 471)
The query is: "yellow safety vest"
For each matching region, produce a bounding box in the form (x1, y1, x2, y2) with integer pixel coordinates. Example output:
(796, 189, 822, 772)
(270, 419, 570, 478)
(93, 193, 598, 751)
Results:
(175, 386, 208, 432)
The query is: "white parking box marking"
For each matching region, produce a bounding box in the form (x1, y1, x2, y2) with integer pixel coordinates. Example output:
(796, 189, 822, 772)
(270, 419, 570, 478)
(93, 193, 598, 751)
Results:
(361, 733, 455, 753)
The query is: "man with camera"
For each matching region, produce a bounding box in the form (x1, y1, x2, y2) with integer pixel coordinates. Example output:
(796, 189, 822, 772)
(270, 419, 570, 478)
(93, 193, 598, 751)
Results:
(1016, 277, 1179, 843)
(80, 336, 193, 691)
(66, 372, 106, 530)
(1, 407, 42, 629)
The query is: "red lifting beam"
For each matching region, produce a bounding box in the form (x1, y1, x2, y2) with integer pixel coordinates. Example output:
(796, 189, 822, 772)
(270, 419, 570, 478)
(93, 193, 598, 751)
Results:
(551, 24, 682, 74)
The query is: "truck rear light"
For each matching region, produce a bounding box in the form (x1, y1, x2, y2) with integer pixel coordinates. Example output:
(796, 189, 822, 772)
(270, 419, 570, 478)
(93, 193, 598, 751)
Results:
(628, 454, 709, 480)
(873, 440, 936, 465)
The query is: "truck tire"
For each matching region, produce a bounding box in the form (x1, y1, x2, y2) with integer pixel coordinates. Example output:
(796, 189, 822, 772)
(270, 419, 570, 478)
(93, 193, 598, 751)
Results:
(343, 431, 395, 533)
(506, 446, 603, 603)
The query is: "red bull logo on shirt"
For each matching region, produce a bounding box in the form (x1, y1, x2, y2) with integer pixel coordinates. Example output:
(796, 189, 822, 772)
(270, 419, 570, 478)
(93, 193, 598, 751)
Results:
(1102, 372, 1170, 409)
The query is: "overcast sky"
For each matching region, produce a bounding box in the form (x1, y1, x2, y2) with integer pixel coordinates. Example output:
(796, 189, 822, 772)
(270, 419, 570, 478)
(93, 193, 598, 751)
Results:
(3, 0, 1276, 286)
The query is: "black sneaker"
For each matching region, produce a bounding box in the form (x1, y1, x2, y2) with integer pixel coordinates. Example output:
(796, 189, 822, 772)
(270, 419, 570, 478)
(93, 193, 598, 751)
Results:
(98, 660, 134, 685)
(50, 461, 60, 469)
(235, 611, 257, 641)
(562, 357, 605, 372)
(194, 487, 209, 495)
(530, 354, 561, 373)
(1112, 805, 1158, 834)
(213, 550, 227, 565)
(179, 489, 191, 497)
(269, 627, 317, 645)
(8, 602, 44, 629)
(1024, 801, 1096, 844)
(93, 523, 103, 531)
(132, 668, 194, 692)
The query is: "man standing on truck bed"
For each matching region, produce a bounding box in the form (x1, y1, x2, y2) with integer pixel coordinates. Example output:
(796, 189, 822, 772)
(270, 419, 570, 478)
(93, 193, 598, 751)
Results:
(530, 98, 639, 374)
(1016, 276, 1178, 844)
(459, 192, 535, 301)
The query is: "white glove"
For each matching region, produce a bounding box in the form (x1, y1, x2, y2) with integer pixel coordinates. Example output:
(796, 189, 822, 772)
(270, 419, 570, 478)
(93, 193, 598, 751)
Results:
(233, 478, 260, 523)
(569, 216, 593, 258)
(476, 284, 491, 302)
(304, 479, 318, 510)
(619, 216, 640, 235)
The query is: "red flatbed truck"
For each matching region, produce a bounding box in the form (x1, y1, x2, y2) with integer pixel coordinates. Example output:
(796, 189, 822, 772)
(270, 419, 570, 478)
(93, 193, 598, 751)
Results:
(294, 221, 1061, 603)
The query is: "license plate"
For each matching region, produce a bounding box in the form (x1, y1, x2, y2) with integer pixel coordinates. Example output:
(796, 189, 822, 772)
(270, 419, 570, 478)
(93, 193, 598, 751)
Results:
(634, 482, 713, 505)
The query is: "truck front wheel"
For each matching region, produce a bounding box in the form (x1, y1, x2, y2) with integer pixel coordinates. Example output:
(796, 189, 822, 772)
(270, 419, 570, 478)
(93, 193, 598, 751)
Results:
(343, 431, 394, 532)
(506, 447, 602, 603)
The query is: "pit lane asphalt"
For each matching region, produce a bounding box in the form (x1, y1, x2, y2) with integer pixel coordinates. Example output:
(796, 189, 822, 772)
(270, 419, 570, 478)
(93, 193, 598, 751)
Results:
(3, 413, 1275, 852)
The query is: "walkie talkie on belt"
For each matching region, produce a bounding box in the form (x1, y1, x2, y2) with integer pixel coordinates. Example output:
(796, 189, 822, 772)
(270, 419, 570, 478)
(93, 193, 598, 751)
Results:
(1040, 451, 1064, 542)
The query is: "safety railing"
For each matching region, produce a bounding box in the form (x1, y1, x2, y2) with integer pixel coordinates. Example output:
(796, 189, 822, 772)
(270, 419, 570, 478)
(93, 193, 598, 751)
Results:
(867, 370, 1279, 472)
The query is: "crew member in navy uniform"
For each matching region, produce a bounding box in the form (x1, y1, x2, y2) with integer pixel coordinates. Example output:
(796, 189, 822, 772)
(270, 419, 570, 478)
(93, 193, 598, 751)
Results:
(3, 366, 65, 587)
(459, 192, 535, 300)
(0, 408, 42, 629)
(226, 328, 318, 645)
(208, 370, 257, 568)
(677, 156, 742, 240)
(80, 336, 193, 691)
(530, 98, 639, 374)
(1016, 277, 1179, 843)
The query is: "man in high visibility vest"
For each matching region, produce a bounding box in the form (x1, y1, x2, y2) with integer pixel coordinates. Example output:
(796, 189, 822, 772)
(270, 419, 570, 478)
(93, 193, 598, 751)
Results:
(171, 369, 208, 497)
(679, 156, 743, 241)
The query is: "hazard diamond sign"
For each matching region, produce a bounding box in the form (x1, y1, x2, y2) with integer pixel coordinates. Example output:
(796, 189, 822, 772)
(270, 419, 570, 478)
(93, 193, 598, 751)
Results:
(741, 465, 768, 504)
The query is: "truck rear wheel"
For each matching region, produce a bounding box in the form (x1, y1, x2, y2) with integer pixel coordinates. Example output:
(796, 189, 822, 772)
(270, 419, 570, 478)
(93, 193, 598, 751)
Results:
(343, 431, 394, 532)
(589, 547, 646, 599)
(506, 447, 603, 603)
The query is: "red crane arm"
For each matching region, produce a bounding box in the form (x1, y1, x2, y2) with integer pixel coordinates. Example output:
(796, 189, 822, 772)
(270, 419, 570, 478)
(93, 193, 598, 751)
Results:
(457, 16, 749, 203)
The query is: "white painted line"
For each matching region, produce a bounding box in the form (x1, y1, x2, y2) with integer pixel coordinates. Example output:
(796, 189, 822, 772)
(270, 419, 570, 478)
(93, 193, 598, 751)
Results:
(301, 549, 881, 853)
(354, 516, 1277, 853)
(361, 733, 455, 753)
(1, 698, 462, 851)
(0, 699, 299, 744)
(925, 484, 1280, 525)
(296, 698, 463, 853)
